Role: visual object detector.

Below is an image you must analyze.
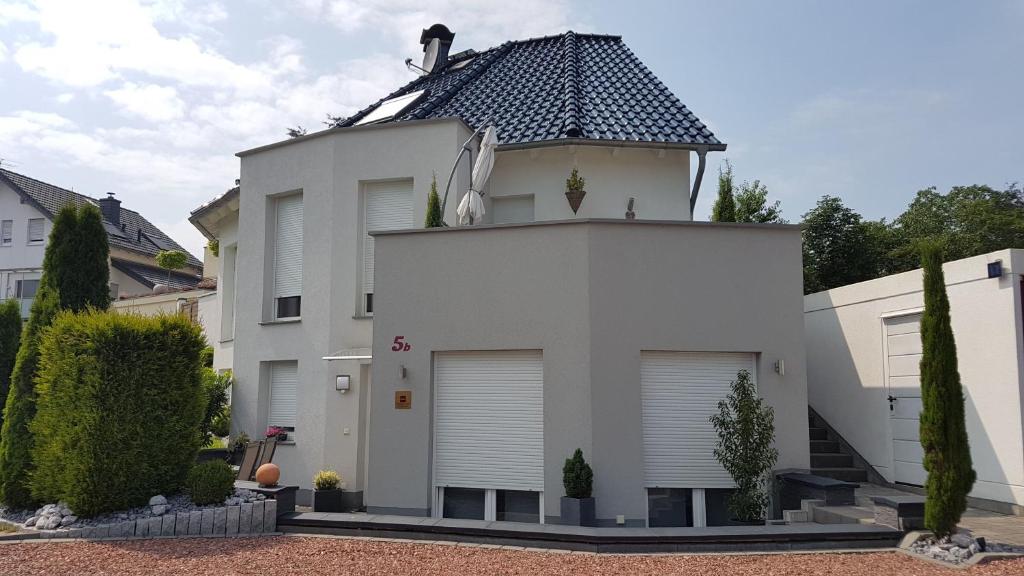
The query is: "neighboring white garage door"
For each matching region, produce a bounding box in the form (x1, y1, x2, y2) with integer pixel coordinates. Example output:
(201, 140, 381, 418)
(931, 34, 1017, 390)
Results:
(434, 351, 544, 491)
(885, 313, 926, 486)
(641, 351, 755, 488)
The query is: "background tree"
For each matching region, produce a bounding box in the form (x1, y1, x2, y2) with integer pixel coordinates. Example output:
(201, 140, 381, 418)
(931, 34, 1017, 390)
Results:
(156, 250, 188, 285)
(735, 179, 786, 223)
(918, 243, 975, 538)
(709, 369, 778, 521)
(0, 205, 111, 508)
(801, 196, 884, 294)
(711, 160, 737, 222)
(424, 174, 443, 228)
(0, 299, 21, 431)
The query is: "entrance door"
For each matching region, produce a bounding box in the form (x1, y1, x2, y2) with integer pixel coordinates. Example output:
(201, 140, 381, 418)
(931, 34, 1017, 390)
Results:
(885, 313, 926, 486)
(433, 351, 544, 522)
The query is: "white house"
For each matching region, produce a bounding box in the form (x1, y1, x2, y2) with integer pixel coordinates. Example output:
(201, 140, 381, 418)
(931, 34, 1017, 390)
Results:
(0, 168, 203, 317)
(805, 249, 1024, 514)
(194, 25, 809, 527)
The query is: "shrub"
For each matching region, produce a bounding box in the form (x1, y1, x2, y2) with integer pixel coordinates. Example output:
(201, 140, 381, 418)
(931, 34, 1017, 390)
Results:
(0, 299, 21, 431)
(186, 460, 235, 505)
(562, 449, 593, 499)
(30, 310, 206, 516)
(919, 243, 975, 537)
(199, 368, 231, 447)
(211, 410, 231, 438)
(314, 470, 341, 491)
(709, 369, 778, 521)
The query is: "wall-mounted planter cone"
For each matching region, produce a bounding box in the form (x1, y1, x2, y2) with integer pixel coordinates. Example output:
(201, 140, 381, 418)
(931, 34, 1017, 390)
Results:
(565, 189, 586, 213)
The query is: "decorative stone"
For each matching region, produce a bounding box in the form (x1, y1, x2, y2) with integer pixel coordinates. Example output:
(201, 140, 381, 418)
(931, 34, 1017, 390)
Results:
(93, 524, 110, 539)
(255, 463, 280, 487)
(264, 500, 277, 532)
(213, 507, 227, 535)
(951, 533, 974, 548)
(151, 504, 169, 516)
(200, 509, 215, 535)
(188, 511, 202, 536)
(161, 514, 175, 536)
(226, 506, 240, 535)
(24, 516, 37, 527)
(175, 513, 190, 536)
(252, 501, 265, 533)
(148, 495, 168, 507)
(42, 516, 61, 530)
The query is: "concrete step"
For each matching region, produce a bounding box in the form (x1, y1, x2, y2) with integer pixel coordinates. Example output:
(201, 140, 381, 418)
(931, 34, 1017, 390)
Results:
(810, 453, 853, 468)
(809, 440, 840, 453)
(800, 499, 825, 514)
(783, 509, 809, 523)
(811, 467, 868, 483)
(808, 427, 829, 441)
(812, 506, 875, 525)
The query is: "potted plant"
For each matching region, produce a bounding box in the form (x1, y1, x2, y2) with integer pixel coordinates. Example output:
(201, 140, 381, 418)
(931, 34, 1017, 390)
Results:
(266, 426, 288, 442)
(560, 448, 596, 526)
(709, 369, 778, 525)
(565, 168, 586, 214)
(228, 431, 250, 465)
(312, 470, 346, 512)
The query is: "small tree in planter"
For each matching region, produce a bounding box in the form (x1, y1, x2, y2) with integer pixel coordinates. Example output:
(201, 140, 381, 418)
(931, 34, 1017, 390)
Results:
(709, 370, 778, 523)
(312, 470, 345, 512)
(560, 448, 595, 526)
(565, 168, 586, 214)
(155, 250, 188, 285)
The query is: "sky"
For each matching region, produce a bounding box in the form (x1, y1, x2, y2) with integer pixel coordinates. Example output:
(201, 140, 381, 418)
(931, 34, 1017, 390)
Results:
(0, 0, 1021, 257)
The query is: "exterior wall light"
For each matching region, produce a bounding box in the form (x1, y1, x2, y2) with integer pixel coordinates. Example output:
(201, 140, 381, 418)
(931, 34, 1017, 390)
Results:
(988, 260, 1003, 279)
(336, 375, 351, 393)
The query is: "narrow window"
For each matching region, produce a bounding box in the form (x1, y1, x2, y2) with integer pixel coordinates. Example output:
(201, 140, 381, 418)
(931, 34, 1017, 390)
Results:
(1, 220, 12, 246)
(362, 182, 413, 315)
(272, 194, 303, 320)
(268, 361, 298, 431)
(27, 218, 44, 243)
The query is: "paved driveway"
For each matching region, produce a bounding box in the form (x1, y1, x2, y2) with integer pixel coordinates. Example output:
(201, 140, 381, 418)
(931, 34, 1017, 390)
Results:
(1, 536, 1023, 575)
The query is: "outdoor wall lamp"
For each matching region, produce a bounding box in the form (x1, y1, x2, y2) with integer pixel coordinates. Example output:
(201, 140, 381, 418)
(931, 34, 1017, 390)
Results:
(774, 359, 786, 376)
(988, 260, 1003, 279)
(336, 375, 351, 393)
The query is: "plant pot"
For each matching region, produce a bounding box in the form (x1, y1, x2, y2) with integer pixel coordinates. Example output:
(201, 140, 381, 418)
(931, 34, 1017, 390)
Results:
(313, 489, 345, 512)
(565, 188, 586, 214)
(560, 496, 596, 526)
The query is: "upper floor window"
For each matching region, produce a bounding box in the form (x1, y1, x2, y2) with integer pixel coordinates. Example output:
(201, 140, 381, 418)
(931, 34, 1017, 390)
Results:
(272, 194, 303, 320)
(362, 181, 413, 315)
(492, 195, 535, 224)
(1, 220, 11, 246)
(27, 218, 44, 244)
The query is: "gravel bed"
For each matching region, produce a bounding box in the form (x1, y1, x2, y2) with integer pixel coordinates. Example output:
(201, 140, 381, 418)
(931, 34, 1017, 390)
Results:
(1, 536, 1024, 575)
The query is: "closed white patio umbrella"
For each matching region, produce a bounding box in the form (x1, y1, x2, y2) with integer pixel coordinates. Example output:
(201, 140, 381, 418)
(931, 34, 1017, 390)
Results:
(457, 125, 497, 225)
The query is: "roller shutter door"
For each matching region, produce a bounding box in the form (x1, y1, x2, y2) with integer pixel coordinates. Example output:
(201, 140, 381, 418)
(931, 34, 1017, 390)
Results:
(434, 351, 544, 491)
(641, 351, 755, 488)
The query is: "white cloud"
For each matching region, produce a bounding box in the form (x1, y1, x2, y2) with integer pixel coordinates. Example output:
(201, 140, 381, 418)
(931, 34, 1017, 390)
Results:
(0, 39, 7, 62)
(105, 82, 186, 122)
(54, 92, 74, 104)
(0, 1, 37, 25)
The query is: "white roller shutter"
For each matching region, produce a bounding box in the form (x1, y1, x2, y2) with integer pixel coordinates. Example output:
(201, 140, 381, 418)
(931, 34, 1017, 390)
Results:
(27, 218, 44, 242)
(363, 182, 413, 295)
(269, 361, 298, 428)
(434, 351, 544, 491)
(641, 351, 755, 488)
(273, 195, 303, 299)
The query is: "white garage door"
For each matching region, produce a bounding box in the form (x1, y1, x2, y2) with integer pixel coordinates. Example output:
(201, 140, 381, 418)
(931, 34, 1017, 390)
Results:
(434, 351, 544, 491)
(885, 313, 926, 486)
(641, 351, 755, 488)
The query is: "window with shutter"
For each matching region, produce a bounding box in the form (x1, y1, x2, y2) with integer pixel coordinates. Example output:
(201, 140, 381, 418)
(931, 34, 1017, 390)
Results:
(362, 181, 413, 314)
(268, 361, 298, 430)
(273, 194, 303, 319)
(27, 218, 44, 243)
(1, 220, 12, 246)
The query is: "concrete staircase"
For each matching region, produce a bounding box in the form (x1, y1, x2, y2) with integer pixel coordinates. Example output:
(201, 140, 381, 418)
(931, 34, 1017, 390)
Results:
(808, 412, 868, 483)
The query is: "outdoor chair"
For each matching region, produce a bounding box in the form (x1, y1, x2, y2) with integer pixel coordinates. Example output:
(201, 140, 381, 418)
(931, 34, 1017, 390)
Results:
(255, 437, 277, 471)
(236, 440, 263, 481)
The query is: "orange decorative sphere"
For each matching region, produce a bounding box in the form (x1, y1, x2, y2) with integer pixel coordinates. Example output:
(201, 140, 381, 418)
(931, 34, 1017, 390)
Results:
(255, 463, 281, 487)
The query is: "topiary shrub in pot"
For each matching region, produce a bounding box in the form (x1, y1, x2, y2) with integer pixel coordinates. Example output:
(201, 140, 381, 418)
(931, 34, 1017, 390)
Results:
(187, 460, 236, 505)
(560, 448, 595, 526)
(312, 470, 346, 512)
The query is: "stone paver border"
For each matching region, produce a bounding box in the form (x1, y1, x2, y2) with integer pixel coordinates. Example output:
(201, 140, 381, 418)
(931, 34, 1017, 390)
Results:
(0, 500, 277, 542)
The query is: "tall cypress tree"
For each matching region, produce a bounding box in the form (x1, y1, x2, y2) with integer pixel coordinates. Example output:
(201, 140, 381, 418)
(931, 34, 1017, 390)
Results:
(0, 299, 21, 431)
(919, 242, 975, 538)
(0, 204, 111, 508)
(424, 174, 443, 228)
(711, 160, 737, 222)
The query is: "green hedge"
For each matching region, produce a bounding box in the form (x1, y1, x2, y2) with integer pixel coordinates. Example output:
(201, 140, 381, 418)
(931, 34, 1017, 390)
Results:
(30, 310, 206, 516)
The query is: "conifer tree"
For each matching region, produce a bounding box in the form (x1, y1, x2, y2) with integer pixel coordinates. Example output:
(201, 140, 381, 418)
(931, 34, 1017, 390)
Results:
(711, 160, 737, 222)
(0, 299, 21, 431)
(425, 175, 444, 228)
(919, 242, 975, 538)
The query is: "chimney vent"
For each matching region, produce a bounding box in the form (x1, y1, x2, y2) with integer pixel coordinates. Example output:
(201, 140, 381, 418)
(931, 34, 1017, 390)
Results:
(420, 24, 455, 74)
(98, 192, 121, 226)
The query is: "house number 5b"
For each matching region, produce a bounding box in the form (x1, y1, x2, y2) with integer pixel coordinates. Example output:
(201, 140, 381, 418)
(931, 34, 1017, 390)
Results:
(391, 336, 412, 352)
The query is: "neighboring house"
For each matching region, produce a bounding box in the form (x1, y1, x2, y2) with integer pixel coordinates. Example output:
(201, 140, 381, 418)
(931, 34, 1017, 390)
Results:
(0, 168, 203, 317)
(190, 185, 239, 375)
(805, 249, 1024, 514)
(194, 25, 808, 527)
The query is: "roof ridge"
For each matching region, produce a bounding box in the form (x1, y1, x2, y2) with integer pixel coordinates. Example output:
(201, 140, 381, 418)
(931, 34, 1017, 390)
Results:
(561, 31, 582, 138)
(510, 31, 622, 46)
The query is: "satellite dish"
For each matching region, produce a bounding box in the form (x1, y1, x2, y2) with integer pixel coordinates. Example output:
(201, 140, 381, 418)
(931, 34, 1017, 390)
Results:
(422, 38, 440, 74)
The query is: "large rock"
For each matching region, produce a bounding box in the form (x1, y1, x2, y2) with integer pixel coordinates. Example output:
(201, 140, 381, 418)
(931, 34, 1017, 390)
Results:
(951, 533, 974, 548)
(148, 495, 167, 507)
(59, 515, 77, 527)
(151, 504, 169, 516)
(41, 516, 61, 530)
(24, 516, 37, 527)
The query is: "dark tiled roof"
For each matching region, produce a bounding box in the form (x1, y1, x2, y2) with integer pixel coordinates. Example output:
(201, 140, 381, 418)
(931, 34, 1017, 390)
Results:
(111, 258, 200, 290)
(0, 168, 202, 269)
(337, 32, 723, 149)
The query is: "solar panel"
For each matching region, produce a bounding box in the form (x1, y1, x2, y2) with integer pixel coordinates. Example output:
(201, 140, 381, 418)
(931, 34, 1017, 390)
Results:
(354, 90, 426, 126)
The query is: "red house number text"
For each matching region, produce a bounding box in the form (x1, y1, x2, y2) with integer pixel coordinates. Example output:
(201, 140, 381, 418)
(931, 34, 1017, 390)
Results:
(391, 336, 412, 352)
